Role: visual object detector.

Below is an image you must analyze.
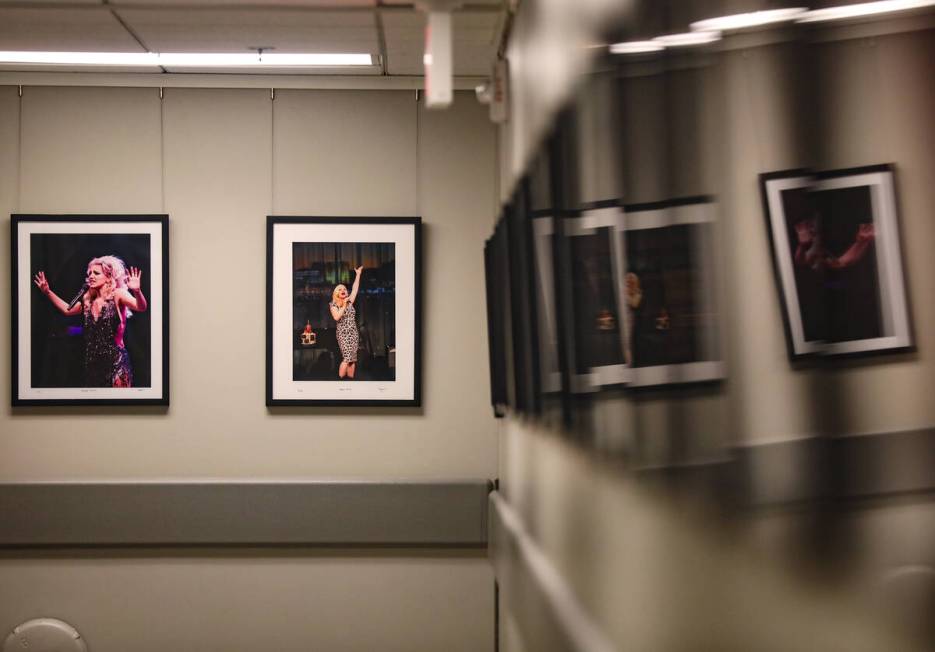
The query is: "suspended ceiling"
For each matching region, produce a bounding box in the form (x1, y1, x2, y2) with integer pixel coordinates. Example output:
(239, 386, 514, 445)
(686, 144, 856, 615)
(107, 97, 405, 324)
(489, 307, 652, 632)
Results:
(0, 0, 505, 77)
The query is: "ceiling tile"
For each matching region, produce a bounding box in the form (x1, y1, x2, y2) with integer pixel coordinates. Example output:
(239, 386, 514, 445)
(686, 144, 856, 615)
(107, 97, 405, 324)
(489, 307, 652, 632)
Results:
(381, 7, 501, 40)
(383, 8, 499, 76)
(0, 7, 145, 52)
(387, 41, 496, 76)
(118, 8, 380, 53)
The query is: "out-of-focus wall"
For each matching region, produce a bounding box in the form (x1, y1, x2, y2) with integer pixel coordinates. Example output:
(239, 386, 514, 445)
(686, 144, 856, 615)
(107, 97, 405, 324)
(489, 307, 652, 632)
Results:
(0, 87, 498, 651)
(724, 30, 935, 442)
(495, 2, 935, 648)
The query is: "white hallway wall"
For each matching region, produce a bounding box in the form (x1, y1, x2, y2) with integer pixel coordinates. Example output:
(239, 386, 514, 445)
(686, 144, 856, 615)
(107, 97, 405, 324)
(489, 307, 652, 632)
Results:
(496, 4, 935, 649)
(0, 86, 498, 651)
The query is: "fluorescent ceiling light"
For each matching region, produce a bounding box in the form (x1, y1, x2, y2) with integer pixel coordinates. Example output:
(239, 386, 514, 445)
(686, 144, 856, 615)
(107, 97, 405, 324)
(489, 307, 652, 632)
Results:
(691, 8, 808, 32)
(259, 53, 373, 66)
(0, 51, 374, 67)
(798, 0, 935, 22)
(609, 41, 666, 54)
(0, 52, 157, 65)
(653, 31, 722, 47)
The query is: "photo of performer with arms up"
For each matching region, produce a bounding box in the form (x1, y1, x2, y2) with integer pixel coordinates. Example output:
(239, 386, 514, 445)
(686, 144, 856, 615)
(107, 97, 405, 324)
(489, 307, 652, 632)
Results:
(291, 240, 397, 384)
(330, 265, 363, 379)
(275, 220, 417, 405)
(34, 255, 147, 387)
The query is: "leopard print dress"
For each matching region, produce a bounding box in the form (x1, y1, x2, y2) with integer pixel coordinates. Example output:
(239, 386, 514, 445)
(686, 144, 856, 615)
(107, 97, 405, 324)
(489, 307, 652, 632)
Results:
(331, 301, 359, 364)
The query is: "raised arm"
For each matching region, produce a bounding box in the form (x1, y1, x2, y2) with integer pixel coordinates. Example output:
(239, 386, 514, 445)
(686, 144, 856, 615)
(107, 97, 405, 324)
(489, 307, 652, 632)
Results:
(827, 223, 875, 270)
(34, 271, 82, 316)
(118, 267, 148, 312)
(348, 266, 363, 304)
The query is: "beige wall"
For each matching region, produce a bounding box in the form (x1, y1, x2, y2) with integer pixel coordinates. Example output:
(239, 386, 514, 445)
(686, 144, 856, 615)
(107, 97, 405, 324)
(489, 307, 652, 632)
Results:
(724, 30, 935, 442)
(0, 86, 498, 480)
(0, 549, 491, 652)
(0, 86, 497, 651)
(497, 5, 935, 649)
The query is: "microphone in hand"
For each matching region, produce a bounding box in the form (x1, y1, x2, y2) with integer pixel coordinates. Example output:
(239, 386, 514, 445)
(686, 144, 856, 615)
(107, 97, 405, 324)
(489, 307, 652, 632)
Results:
(67, 282, 89, 310)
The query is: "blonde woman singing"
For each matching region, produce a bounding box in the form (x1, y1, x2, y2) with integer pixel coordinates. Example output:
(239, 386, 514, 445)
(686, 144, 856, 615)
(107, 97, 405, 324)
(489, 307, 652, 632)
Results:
(329, 265, 364, 379)
(34, 255, 147, 387)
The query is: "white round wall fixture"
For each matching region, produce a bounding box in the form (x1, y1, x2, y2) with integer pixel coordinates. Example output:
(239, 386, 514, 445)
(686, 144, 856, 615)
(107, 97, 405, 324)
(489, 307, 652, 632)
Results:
(3, 619, 88, 652)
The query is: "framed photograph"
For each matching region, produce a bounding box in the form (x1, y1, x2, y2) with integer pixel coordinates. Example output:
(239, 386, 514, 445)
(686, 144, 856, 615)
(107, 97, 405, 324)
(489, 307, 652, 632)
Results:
(484, 218, 510, 418)
(530, 215, 561, 396)
(760, 165, 912, 358)
(621, 197, 723, 387)
(266, 216, 421, 406)
(506, 182, 540, 415)
(12, 214, 169, 406)
(526, 140, 568, 428)
(565, 202, 630, 392)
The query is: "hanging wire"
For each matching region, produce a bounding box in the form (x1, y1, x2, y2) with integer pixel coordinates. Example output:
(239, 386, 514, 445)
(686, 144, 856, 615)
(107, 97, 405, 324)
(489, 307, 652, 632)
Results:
(270, 86, 276, 215)
(159, 87, 166, 214)
(16, 85, 23, 211)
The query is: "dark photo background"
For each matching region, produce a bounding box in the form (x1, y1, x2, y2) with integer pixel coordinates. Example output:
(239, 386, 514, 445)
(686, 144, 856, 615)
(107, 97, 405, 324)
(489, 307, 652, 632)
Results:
(781, 185, 882, 343)
(29, 233, 152, 388)
(292, 242, 396, 381)
(625, 224, 712, 368)
(570, 228, 626, 373)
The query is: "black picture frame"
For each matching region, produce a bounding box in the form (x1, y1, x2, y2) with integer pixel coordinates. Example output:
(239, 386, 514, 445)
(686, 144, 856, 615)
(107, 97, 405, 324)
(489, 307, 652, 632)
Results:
(11, 214, 170, 406)
(506, 180, 541, 415)
(266, 216, 422, 406)
(526, 143, 564, 422)
(564, 199, 631, 392)
(483, 231, 508, 418)
(759, 164, 912, 359)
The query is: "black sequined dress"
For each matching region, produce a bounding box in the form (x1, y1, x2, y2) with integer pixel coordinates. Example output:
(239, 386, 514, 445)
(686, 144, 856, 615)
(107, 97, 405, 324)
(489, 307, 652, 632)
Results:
(84, 298, 133, 387)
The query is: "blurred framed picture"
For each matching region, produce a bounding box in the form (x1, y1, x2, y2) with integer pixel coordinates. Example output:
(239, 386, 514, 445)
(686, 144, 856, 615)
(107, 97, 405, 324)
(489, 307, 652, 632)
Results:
(760, 165, 912, 359)
(266, 216, 421, 406)
(484, 217, 511, 418)
(564, 202, 631, 392)
(506, 182, 540, 415)
(11, 214, 169, 406)
(618, 198, 724, 387)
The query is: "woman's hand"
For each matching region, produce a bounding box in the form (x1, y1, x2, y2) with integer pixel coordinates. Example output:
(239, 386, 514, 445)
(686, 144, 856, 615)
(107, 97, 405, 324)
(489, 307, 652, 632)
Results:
(34, 271, 50, 295)
(355, 266, 363, 276)
(127, 267, 142, 291)
(794, 219, 816, 245)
